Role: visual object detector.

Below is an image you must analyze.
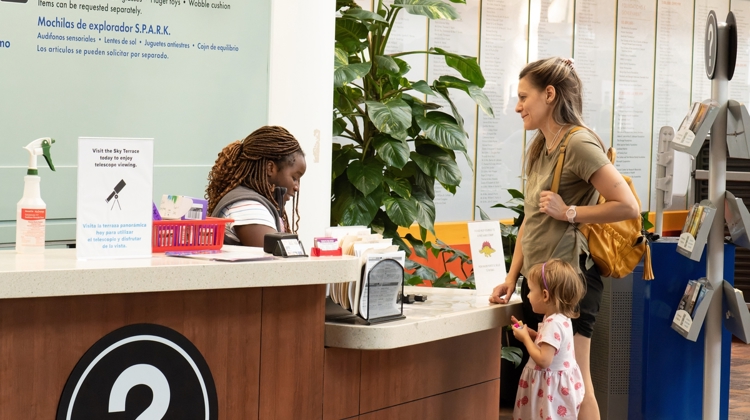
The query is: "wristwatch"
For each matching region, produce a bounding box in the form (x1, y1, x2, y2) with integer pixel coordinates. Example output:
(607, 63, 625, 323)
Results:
(566, 205, 577, 223)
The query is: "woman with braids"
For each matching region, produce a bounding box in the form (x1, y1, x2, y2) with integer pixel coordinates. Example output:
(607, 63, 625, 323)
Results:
(490, 57, 638, 420)
(206, 126, 306, 247)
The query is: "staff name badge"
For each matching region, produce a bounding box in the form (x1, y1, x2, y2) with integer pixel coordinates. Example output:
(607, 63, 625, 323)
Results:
(468, 221, 506, 296)
(77, 137, 153, 260)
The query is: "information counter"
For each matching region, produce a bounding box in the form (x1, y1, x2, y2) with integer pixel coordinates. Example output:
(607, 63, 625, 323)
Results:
(323, 287, 522, 420)
(0, 249, 360, 419)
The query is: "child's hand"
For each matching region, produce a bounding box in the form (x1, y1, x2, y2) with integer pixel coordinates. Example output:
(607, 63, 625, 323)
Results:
(511, 315, 536, 341)
(511, 319, 529, 341)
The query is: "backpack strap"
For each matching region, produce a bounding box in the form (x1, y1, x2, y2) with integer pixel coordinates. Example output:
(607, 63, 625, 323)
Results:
(550, 126, 583, 194)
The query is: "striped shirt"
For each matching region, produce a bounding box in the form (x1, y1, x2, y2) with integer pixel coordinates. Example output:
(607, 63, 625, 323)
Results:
(219, 200, 278, 243)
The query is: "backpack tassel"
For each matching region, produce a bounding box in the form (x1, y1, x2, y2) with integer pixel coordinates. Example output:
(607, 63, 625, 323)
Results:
(642, 241, 654, 280)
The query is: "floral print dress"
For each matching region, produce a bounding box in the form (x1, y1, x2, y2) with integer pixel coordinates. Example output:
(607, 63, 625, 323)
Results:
(513, 313, 585, 420)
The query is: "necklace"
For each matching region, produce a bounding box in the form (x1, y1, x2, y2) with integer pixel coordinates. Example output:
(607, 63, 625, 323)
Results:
(545, 124, 566, 152)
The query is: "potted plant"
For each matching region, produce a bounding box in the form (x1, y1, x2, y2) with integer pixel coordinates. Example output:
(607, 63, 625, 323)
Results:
(330, 0, 494, 284)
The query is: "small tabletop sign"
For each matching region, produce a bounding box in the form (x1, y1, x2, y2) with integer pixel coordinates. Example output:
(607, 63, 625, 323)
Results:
(76, 137, 153, 260)
(468, 221, 506, 296)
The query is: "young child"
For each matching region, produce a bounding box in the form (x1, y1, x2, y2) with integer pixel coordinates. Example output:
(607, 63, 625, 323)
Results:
(510, 259, 586, 420)
(206, 126, 306, 247)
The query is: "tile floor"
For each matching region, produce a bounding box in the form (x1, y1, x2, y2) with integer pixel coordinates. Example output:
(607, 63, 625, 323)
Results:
(499, 338, 750, 419)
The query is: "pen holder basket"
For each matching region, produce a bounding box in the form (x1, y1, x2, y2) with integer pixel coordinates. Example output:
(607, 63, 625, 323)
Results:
(152, 217, 232, 253)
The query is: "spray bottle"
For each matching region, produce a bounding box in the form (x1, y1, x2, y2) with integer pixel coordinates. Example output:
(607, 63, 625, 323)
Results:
(16, 138, 55, 254)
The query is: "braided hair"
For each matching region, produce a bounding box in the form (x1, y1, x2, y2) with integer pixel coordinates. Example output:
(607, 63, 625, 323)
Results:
(206, 126, 304, 233)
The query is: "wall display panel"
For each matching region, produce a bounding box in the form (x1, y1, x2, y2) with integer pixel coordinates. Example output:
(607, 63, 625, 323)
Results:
(427, 0, 481, 222)
(691, 0, 730, 103)
(649, 0, 694, 210)
(612, 0, 658, 209)
(0, 0, 269, 243)
(528, 0, 574, 62)
(573, 0, 617, 148)
(384, 0, 429, 81)
(474, 0, 529, 220)
(730, 0, 750, 104)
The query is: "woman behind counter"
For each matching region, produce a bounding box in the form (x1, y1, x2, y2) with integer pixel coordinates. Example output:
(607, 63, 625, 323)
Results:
(206, 126, 306, 247)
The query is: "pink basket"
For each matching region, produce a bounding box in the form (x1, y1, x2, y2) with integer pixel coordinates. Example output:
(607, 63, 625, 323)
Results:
(152, 217, 232, 253)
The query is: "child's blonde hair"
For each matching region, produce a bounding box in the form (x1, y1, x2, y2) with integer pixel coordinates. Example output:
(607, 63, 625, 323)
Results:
(526, 259, 585, 318)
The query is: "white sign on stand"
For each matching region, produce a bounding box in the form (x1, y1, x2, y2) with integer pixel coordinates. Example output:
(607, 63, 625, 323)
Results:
(467, 221, 506, 296)
(76, 138, 153, 260)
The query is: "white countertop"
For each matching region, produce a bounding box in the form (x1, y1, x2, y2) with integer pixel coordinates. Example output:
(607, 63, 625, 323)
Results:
(325, 286, 523, 350)
(0, 249, 361, 299)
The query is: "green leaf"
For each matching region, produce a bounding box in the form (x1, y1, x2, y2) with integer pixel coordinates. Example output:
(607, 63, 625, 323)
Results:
(432, 271, 455, 287)
(447, 0, 466, 3)
(373, 134, 410, 169)
(412, 188, 436, 235)
(384, 177, 412, 198)
(502, 346, 524, 367)
(438, 75, 494, 117)
(641, 211, 654, 231)
(338, 191, 380, 226)
(508, 188, 524, 199)
(405, 259, 421, 270)
(404, 233, 427, 259)
(419, 226, 428, 242)
(432, 85, 464, 130)
(411, 80, 435, 96)
(410, 147, 462, 186)
(415, 111, 467, 152)
(366, 99, 412, 140)
(383, 227, 412, 257)
(334, 62, 372, 88)
(440, 181, 457, 194)
(334, 48, 349, 70)
(332, 118, 347, 137)
(347, 160, 384, 196)
(405, 273, 426, 286)
(414, 264, 438, 281)
(394, 58, 412, 76)
(490, 202, 525, 216)
(335, 19, 369, 52)
(434, 47, 486, 87)
(390, 160, 418, 179)
(343, 7, 388, 22)
(331, 145, 360, 179)
(384, 196, 419, 227)
(412, 168, 435, 200)
(476, 205, 490, 221)
(394, 0, 460, 20)
(374, 55, 400, 73)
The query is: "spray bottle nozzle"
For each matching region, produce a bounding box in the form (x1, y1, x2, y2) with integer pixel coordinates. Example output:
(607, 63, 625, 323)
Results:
(41, 139, 55, 171)
(23, 137, 56, 175)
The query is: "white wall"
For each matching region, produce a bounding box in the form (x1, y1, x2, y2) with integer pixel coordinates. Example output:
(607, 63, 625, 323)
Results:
(267, 0, 336, 248)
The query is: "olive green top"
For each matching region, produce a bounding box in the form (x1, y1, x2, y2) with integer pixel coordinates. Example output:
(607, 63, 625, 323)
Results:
(521, 128, 611, 275)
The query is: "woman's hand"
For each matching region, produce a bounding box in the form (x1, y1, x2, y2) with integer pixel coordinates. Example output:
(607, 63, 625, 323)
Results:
(489, 273, 518, 304)
(538, 190, 568, 221)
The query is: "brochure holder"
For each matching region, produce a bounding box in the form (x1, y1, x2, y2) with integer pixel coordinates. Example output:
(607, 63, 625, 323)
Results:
(655, 126, 692, 209)
(724, 191, 750, 250)
(726, 100, 750, 159)
(677, 200, 716, 261)
(671, 100, 720, 158)
(672, 277, 714, 342)
(722, 280, 750, 343)
(325, 258, 405, 325)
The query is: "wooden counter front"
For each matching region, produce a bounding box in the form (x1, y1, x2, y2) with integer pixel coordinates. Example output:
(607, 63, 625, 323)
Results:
(0, 284, 326, 419)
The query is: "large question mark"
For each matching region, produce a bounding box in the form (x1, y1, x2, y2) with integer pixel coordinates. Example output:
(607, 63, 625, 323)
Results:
(109, 364, 170, 420)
